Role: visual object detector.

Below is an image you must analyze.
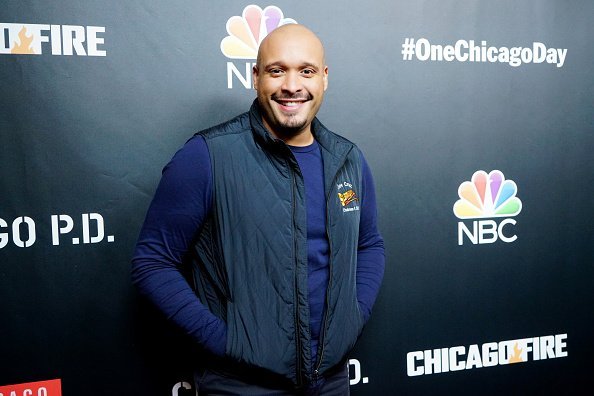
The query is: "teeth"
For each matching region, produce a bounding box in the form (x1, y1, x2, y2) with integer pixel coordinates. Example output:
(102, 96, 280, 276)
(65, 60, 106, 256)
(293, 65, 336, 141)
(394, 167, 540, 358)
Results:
(275, 100, 305, 108)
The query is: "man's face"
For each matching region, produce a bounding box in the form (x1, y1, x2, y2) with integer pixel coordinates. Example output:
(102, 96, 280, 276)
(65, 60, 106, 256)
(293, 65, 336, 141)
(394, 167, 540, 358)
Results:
(253, 26, 328, 140)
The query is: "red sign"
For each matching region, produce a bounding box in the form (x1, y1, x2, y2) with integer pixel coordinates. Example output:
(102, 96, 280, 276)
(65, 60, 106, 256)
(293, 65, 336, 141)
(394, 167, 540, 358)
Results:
(0, 379, 61, 396)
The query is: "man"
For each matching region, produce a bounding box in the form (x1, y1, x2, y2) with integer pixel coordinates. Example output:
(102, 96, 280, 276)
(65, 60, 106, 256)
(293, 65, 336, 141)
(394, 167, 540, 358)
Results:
(132, 24, 384, 394)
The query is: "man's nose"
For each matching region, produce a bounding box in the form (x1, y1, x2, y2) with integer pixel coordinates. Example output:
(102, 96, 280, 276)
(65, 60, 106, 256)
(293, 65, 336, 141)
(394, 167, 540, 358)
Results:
(281, 71, 302, 93)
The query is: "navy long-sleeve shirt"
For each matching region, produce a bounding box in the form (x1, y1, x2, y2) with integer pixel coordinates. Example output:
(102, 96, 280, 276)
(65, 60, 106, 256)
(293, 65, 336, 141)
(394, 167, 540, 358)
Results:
(131, 134, 385, 362)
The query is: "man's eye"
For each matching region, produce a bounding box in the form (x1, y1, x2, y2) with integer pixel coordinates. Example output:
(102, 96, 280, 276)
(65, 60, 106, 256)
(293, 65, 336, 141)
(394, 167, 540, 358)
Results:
(301, 69, 316, 76)
(269, 69, 283, 75)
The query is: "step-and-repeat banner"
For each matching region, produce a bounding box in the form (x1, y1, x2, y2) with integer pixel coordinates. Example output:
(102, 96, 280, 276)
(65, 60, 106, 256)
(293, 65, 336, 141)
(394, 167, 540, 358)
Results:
(1, 1, 592, 394)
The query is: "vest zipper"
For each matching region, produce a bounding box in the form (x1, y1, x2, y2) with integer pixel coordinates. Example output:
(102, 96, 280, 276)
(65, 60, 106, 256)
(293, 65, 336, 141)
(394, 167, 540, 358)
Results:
(314, 228, 332, 381)
(313, 182, 337, 379)
(290, 163, 303, 387)
(314, 148, 354, 379)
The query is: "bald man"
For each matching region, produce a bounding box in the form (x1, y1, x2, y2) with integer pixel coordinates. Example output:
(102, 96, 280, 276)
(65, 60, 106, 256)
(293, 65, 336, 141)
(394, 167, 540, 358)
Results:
(132, 24, 385, 394)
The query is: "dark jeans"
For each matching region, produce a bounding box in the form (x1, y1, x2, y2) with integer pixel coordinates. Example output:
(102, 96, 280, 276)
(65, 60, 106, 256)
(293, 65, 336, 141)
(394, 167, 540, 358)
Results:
(194, 363, 350, 395)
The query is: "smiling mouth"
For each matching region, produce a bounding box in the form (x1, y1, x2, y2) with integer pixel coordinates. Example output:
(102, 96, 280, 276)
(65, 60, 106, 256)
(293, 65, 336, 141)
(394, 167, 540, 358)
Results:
(271, 95, 313, 107)
(272, 96, 311, 111)
(277, 101, 304, 107)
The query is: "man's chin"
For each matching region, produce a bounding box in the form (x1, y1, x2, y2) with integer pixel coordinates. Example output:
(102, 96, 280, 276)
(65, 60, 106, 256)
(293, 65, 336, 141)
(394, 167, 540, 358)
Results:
(274, 120, 308, 137)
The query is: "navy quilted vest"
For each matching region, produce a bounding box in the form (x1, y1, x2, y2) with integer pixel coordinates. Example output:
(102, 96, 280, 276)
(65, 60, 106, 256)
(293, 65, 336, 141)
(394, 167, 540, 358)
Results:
(192, 101, 364, 385)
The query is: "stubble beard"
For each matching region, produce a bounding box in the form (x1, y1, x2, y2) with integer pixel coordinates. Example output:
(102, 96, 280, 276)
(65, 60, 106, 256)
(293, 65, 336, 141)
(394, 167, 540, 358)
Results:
(261, 93, 315, 138)
(276, 113, 308, 136)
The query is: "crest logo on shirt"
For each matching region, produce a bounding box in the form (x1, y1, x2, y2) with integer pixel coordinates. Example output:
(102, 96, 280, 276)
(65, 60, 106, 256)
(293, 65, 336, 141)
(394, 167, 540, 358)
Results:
(338, 190, 358, 207)
(337, 181, 360, 213)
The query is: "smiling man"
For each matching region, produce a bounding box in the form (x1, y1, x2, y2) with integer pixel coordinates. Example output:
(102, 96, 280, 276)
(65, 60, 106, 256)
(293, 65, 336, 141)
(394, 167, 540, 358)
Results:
(132, 24, 385, 395)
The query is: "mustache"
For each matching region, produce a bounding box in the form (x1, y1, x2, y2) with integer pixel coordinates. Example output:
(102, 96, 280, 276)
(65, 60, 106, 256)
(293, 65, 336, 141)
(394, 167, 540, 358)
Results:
(272, 93, 312, 101)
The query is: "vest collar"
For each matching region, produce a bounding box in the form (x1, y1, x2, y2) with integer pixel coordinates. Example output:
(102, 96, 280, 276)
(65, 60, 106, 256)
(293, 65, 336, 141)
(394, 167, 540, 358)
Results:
(248, 99, 283, 150)
(248, 99, 355, 187)
(248, 100, 353, 154)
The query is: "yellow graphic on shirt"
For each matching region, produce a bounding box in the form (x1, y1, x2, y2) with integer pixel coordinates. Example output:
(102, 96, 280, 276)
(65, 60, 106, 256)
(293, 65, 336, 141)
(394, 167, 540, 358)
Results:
(338, 189, 359, 207)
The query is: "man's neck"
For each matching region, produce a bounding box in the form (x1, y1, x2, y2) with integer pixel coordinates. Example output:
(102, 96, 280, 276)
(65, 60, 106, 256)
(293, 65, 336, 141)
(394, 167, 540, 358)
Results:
(281, 130, 314, 147)
(261, 119, 314, 147)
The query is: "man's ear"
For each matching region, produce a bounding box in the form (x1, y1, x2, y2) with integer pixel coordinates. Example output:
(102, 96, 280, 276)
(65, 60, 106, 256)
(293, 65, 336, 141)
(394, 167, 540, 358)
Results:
(323, 66, 328, 91)
(252, 65, 259, 90)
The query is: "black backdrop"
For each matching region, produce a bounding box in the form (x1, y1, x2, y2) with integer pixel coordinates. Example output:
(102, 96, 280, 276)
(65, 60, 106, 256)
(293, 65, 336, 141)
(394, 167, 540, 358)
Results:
(1, 1, 593, 394)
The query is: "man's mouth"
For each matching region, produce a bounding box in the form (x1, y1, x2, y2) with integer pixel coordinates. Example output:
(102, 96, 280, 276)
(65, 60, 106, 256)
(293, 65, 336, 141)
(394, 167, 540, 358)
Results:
(277, 100, 303, 108)
(272, 96, 311, 111)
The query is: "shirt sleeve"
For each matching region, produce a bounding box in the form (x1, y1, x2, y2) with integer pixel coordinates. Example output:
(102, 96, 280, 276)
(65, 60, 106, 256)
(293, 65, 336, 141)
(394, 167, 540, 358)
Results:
(357, 152, 386, 323)
(130, 135, 227, 356)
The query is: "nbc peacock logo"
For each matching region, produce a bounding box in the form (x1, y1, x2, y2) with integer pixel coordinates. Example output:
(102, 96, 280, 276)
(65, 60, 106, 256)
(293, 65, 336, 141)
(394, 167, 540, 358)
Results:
(222, 5, 297, 89)
(454, 170, 522, 245)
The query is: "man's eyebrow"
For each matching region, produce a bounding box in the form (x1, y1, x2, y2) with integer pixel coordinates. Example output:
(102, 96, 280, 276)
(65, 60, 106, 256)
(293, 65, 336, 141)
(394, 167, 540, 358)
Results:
(301, 62, 321, 70)
(263, 62, 321, 70)
(263, 62, 284, 69)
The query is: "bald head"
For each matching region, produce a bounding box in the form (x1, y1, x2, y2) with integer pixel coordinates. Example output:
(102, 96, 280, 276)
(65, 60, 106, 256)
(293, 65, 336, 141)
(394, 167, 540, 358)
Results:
(256, 24, 325, 70)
